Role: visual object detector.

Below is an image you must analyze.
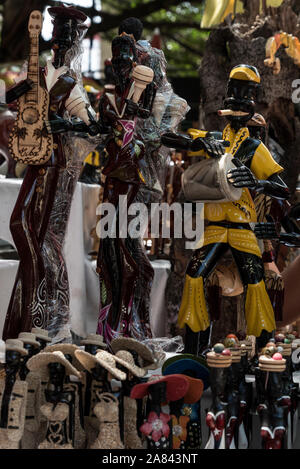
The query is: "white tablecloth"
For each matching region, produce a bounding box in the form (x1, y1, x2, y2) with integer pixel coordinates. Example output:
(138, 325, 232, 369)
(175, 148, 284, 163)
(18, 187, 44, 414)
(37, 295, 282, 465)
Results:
(84, 258, 171, 338)
(0, 178, 171, 338)
(0, 178, 99, 337)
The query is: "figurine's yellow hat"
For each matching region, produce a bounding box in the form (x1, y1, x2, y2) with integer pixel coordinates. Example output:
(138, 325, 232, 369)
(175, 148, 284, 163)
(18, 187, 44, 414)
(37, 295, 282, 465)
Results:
(229, 64, 261, 84)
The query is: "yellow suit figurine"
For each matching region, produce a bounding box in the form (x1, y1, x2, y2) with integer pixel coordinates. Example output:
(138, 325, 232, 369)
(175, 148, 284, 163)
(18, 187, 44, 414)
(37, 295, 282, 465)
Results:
(162, 64, 290, 354)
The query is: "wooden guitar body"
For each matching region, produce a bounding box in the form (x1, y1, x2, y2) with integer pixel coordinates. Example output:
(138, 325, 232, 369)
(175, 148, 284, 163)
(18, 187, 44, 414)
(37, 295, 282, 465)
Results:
(9, 86, 53, 165)
(8, 10, 53, 166)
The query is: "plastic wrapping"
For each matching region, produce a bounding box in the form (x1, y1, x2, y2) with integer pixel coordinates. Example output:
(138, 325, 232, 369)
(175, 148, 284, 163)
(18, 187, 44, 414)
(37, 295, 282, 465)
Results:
(135, 41, 190, 202)
(42, 134, 98, 342)
(143, 335, 184, 354)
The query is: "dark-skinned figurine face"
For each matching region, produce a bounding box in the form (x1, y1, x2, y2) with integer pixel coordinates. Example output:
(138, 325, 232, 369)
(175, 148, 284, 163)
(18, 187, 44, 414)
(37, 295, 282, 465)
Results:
(5, 350, 21, 375)
(48, 6, 87, 69)
(91, 364, 107, 382)
(48, 362, 66, 388)
(223, 64, 261, 130)
(111, 35, 137, 92)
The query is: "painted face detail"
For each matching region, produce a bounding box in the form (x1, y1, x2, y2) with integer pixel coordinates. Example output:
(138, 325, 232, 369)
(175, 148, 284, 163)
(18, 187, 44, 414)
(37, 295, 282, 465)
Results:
(111, 36, 137, 91)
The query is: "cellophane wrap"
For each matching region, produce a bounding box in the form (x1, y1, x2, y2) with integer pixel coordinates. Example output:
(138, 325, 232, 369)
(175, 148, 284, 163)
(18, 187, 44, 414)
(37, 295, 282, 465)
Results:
(42, 134, 99, 342)
(143, 335, 184, 355)
(135, 41, 190, 203)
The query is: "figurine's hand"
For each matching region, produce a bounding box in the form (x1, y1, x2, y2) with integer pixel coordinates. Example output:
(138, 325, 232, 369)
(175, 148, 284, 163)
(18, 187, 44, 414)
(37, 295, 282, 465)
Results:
(137, 108, 150, 119)
(161, 132, 192, 150)
(192, 137, 229, 157)
(254, 222, 278, 240)
(87, 122, 101, 136)
(125, 99, 139, 116)
(227, 159, 258, 188)
(278, 232, 300, 247)
(44, 118, 72, 134)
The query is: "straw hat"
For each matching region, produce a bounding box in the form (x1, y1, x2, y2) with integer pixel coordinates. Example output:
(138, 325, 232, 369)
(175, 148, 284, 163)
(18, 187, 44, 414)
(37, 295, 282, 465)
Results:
(27, 351, 81, 378)
(31, 328, 52, 343)
(110, 337, 155, 367)
(74, 349, 126, 381)
(5, 339, 28, 356)
(18, 332, 40, 348)
(80, 334, 107, 349)
(130, 374, 189, 402)
(42, 343, 84, 371)
(114, 350, 146, 378)
(162, 354, 210, 390)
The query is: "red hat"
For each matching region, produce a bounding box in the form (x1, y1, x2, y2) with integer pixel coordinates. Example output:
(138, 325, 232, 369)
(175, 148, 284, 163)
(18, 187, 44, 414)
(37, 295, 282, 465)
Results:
(184, 375, 204, 404)
(48, 5, 87, 24)
(130, 374, 189, 402)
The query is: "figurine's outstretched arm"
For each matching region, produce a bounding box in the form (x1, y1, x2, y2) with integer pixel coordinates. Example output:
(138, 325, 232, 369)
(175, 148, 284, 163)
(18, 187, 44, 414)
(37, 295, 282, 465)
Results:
(161, 131, 229, 157)
(5, 79, 33, 104)
(228, 159, 290, 200)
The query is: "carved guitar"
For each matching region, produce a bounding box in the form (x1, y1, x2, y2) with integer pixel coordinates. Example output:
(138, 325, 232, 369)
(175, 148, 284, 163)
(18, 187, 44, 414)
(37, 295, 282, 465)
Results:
(9, 10, 53, 165)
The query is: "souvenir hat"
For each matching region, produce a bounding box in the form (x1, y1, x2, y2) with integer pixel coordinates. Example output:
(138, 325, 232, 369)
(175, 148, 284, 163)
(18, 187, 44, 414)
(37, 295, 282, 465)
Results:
(48, 5, 87, 23)
(18, 332, 40, 348)
(74, 349, 126, 381)
(80, 333, 107, 349)
(42, 343, 84, 371)
(110, 337, 154, 366)
(27, 351, 81, 378)
(31, 328, 52, 343)
(130, 374, 189, 402)
(5, 339, 28, 356)
(162, 354, 210, 390)
(114, 350, 146, 378)
(182, 375, 204, 404)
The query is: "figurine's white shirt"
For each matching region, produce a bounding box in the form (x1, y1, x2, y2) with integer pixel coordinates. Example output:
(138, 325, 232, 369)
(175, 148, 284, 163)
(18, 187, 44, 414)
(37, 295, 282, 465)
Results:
(44, 59, 68, 92)
(45, 59, 93, 125)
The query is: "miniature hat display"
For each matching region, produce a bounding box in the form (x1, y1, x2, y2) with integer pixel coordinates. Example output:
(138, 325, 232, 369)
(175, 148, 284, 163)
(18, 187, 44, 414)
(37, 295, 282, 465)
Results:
(206, 350, 232, 368)
(259, 354, 286, 372)
(110, 337, 155, 367)
(74, 349, 126, 381)
(31, 328, 52, 343)
(42, 343, 84, 371)
(27, 351, 81, 378)
(18, 332, 40, 348)
(162, 354, 210, 390)
(80, 333, 107, 349)
(5, 339, 28, 356)
(114, 350, 146, 378)
(130, 374, 189, 402)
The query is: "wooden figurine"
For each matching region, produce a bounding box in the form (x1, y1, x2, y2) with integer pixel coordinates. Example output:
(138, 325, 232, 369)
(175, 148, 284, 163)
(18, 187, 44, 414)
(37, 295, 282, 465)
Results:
(17, 332, 41, 449)
(205, 343, 232, 449)
(90, 392, 124, 449)
(0, 340, 28, 449)
(42, 344, 85, 449)
(96, 33, 155, 344)
(74, 349, 126, 448)
(27, 350, 82, 449)
(256, 344, 287, 449)
(131, 375, 189, 449)
(113, 349, 146, 449)
(162, 354, 209, 449)
(161, 64, 290, 355)
(3, 5, 98, 341)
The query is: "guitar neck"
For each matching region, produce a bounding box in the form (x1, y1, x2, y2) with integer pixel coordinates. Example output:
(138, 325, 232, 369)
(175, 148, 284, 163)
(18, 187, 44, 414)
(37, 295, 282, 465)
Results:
(26, 35, 39, 103)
